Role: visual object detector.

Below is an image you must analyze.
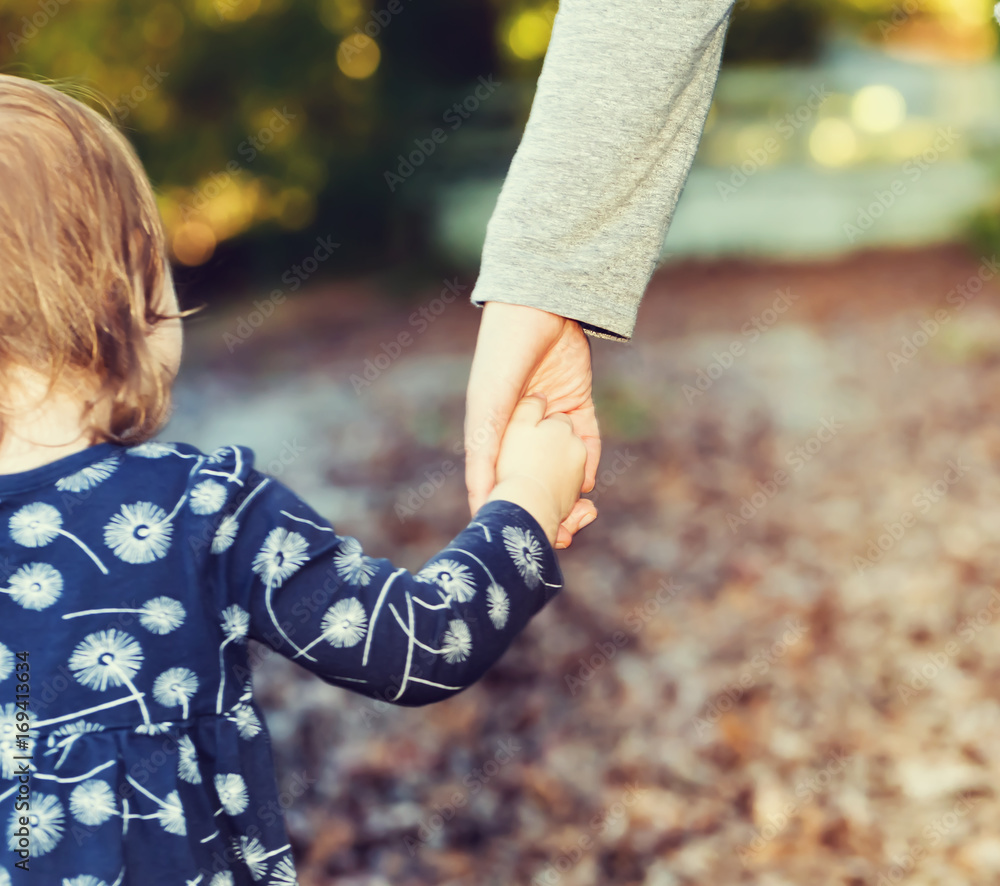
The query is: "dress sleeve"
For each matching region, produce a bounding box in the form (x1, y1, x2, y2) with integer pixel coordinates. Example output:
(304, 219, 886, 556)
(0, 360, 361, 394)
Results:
(469, 0, 735, 341)
(210, 452, 563, 707)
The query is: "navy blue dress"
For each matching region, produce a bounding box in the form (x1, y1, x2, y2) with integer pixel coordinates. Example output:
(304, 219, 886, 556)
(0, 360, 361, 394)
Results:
(0, 440, 562, 885)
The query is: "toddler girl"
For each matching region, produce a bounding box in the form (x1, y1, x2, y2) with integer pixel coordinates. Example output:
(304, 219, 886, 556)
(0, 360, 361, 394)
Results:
(0, 75, 587, 885)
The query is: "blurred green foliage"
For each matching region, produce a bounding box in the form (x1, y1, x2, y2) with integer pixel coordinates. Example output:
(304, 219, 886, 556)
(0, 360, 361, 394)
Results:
(1, 0, 987, 300)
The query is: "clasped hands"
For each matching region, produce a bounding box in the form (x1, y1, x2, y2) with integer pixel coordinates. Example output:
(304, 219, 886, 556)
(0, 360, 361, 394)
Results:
(466, 301, 600, 548)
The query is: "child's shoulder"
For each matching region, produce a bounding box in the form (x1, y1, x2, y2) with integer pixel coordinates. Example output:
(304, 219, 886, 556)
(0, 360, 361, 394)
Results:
(117, 440, 264, 499)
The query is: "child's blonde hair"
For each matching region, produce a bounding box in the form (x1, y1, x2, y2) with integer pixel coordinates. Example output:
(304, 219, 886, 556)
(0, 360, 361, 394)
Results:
(0, 74, 179, 448)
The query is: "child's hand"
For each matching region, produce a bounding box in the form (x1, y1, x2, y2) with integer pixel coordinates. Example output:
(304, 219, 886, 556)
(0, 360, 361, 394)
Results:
(484, 393, 591, 546)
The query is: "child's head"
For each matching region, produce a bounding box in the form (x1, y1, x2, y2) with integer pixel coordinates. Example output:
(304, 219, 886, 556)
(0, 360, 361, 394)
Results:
(0, 74, 183, 450)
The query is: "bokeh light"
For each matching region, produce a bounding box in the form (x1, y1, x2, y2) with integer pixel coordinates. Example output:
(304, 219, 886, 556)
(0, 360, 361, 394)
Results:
(337, 34, 380, 79)
(172, 221, 218, 266)
(852, 84, 907, 133)
(505, 7, 555, 60)
(809, 118, 858, 167)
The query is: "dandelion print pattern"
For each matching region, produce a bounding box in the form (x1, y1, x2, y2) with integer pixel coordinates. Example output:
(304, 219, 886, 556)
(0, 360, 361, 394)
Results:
(502, 525, 543, 589)
(189, 480, 227, 515)
(69, 631, 143, 693)
(8, 503, 108, 574)
(227, 703, 262, 740)
(416, 559, 477, 603)
(333, 537, 377, 586)
(69, 780, 117, 827)
(212, 515, 239, 553)
(6, 793, 64, 856)
(486, 583, 510, 629)
(321, 598, 368, 648)
(252, 529, 309, 587)
(0, 645, 11, 683)
(125, 442, 174, 458)
(0, 440, 563, 881)
(55, 455, 119, 493)
(440, 619, 473, 664)
(214, 774, 249, 816)
(177, 736, 202, 784)
(3, 562, 63, 611)
(103, 502, 172, 564)
(270, 856, 299, 886)
(153, 668, 199, 718)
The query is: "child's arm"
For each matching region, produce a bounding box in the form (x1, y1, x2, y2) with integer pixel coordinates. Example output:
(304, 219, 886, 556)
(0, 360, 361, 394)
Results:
(209, 395, 587, 706)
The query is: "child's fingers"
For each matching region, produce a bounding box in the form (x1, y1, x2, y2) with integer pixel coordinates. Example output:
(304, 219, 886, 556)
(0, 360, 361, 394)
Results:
(509, 392, 547, 427)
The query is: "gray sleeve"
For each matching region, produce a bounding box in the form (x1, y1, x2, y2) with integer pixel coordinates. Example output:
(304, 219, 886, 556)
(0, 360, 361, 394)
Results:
(469, 0, 735, 341)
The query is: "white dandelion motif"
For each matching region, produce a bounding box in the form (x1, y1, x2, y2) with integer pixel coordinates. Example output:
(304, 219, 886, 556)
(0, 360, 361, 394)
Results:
(55, 455, 120, 493)
(2, 562, 63, 610)
(126, 442, 174, 458)
(293, 598, 367, 660)
(227, 703, 261, 740)
(210, 874, 235, 886)
(103, 502, 172, 564)
(8, 503, 108, 573)
(68, 630, 151, 726)
(214, 774, 249, 816)
(332, 537, 377, 586)
(156, 791, 186, 835)
(416, 559, 477, 604)
(235, 835, 288, 879)
(0, 644, 12, 682)
(252, 528, 310, 587)
(502, 525, 543, 589)
(69, 779, 117, 827)
(221, 605, 250, 641)
(440, 619, 472, 664)
(6, 793, 64, 855)
(253, 529, 315, 661)
(125, 776, 185, 835)
(45, 722, 103, 770)
(153, 668, 199, 719)
(486, 583, 510, 629)
(134, 722, 172, 735)
(190, 480, 227, 515)
(212, 516, 239, 554)
(0, 869, 10, 886)
(269, 856, 299, 886)
(217, 605, 251, 713)
(320, 598, 368, 648)
(0, 703, 34, 779)
(62, 877, 109, 886)
(177, 735, 202, 784)
(63, 596, 186, 635)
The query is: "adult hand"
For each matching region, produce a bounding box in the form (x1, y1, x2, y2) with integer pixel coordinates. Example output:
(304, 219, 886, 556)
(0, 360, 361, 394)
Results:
(465, 301, 600, 548)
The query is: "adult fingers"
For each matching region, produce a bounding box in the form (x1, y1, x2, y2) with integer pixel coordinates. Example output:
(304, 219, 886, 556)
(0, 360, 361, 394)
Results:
(554, 498, 598, 549)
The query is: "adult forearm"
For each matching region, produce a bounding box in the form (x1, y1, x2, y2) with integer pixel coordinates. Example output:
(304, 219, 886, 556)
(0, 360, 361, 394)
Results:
(470, 0, 735, 341)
